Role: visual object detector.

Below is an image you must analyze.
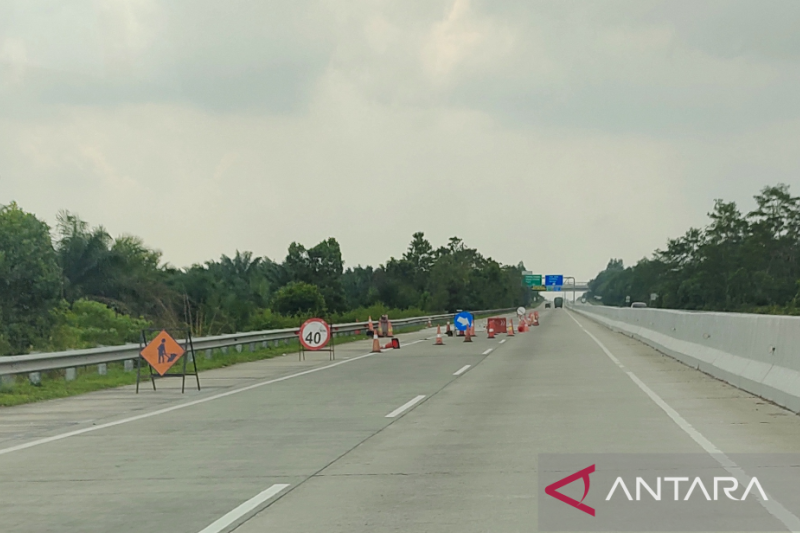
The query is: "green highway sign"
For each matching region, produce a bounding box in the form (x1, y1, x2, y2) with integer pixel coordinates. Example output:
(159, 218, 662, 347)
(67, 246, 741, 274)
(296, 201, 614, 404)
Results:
(523, 273, 542, 287)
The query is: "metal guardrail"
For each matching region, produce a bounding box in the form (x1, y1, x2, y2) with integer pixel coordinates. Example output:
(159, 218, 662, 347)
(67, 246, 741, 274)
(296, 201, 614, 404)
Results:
(0, 309, 515, 377)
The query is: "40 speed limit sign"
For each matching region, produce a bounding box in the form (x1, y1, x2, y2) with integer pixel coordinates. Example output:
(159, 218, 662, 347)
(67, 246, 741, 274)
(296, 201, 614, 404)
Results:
(298, 318, 331, 351)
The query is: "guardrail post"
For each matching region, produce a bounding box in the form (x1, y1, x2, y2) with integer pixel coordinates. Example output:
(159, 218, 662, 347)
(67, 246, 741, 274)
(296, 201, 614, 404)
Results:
(262, 341, 267, 349)
(221, 346, 228, 355)
(249, 342, 255, 352)
(66, 368, 77, 381)
(273, 340, 280, 348)
(98, 363, 107, 376)
(205, 349, 213, 360)
(124, 360, 134, 372)
(1, 375, 14, 390)
(236, 344, 243, 353)
(29, 372, 41, 386)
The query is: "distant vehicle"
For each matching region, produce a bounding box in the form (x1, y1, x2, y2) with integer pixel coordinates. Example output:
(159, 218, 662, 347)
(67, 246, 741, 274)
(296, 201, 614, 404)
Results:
(581, 297, 586, 304)
(631, 302, 647, 308)
(554, 297, 564, 308)
(544, 302, 551, 308)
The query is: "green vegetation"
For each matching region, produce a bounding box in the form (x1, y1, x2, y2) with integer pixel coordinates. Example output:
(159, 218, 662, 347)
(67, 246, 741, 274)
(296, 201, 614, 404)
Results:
(0, 203, 62, 354)
(588, 184, 800, 313)
(0, 202, 531, 355)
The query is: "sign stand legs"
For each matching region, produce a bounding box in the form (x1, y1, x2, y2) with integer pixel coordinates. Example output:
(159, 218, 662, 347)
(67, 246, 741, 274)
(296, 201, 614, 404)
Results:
(187, 332, 200, 392)
(299, 334, 334, 361)
(136, 331, 156, 394)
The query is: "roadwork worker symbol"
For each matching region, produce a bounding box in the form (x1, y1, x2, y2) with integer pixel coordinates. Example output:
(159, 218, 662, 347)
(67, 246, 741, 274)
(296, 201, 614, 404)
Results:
(141, 330, 185, 376)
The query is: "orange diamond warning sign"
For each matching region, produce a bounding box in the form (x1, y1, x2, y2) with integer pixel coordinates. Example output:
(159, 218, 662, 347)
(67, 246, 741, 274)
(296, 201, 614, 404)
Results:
(140, 330, 185, 376)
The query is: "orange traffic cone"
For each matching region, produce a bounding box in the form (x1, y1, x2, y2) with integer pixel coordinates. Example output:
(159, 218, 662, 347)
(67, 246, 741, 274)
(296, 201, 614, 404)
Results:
(445, 321, 453, 337)
(508, 320, 515, 336)
(427, 318, 432, 328)
(464, 325, 473, 342)
(387, 320, 393, 337)
(367, 316, 374, 337)
(434, 325, 444, 346)
(371, 332, 381, 353)
(488, 326, 495, 339)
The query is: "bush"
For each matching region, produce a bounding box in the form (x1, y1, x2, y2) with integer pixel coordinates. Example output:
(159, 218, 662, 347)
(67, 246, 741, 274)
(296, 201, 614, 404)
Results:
(247, 309, 305, 331)
(45, 299, 151, 350)
(330, 304, 433, 324)
(271, 282, 326, 316)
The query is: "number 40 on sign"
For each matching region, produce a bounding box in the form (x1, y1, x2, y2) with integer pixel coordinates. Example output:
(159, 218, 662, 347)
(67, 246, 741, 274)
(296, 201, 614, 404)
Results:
(299, 318, 331, 350)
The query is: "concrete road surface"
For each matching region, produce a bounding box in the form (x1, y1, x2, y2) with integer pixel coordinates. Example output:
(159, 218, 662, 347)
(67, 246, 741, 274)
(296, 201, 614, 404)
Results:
(2, 309, 800, 532)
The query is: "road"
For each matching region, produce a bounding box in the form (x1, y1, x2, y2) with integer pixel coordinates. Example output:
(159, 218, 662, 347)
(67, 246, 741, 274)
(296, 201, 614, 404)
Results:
(2, 309, 800, 532)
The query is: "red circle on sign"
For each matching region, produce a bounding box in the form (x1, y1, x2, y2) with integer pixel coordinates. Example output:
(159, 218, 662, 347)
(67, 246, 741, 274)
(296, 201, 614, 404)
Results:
(298, 318, 331, 350)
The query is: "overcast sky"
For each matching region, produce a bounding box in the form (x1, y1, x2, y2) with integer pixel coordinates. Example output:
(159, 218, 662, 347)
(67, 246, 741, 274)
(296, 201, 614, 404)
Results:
(3, 0, 800, 281)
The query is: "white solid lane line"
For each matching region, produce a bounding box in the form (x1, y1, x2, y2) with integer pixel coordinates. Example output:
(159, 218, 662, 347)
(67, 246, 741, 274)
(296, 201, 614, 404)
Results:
(0, 329, 438, 458)
(385, 395, 426, 418)
(453, 365, 471, 376)
(566, 310, 800, 532)
(381, 338, 427, 352)
(1, 333, 446, 456)
(0, 351, 384, 457)
(481, 348, 492, 355)
(499, 339, 506, 344)
(198, 484, 289, 533)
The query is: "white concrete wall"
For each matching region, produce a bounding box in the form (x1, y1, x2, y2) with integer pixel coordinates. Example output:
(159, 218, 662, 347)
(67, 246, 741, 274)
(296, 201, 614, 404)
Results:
(570, 304, 800, 413)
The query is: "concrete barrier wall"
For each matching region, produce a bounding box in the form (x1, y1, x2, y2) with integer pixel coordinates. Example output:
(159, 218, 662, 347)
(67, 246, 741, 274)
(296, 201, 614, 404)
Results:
(570, 304, 800, 413)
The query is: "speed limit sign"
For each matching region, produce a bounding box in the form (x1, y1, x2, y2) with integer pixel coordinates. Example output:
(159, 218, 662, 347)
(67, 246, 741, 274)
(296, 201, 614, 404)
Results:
(299, 318, 331, 351)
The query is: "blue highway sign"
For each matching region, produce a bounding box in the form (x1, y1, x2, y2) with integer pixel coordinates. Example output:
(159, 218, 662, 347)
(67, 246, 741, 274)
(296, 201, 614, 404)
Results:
(545, 275, 564, 287)
(454, 311, 474, 331)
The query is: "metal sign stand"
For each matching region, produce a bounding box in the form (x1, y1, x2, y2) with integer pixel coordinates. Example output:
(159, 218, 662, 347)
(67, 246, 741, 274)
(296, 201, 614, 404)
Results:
(299, 330, 335, 361)
(136, 328, 201, 394)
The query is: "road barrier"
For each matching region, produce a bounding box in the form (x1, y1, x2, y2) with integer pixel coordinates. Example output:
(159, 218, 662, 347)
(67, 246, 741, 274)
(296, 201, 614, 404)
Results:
(569, 303, 800, 413)
(0, 309, 515, 379)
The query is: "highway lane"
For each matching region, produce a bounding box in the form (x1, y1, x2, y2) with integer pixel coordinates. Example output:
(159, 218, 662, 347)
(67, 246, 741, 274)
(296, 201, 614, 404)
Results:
(3, 309, 800, 532)
(0, 325, 463, 449)
(0, 318, 510, 533)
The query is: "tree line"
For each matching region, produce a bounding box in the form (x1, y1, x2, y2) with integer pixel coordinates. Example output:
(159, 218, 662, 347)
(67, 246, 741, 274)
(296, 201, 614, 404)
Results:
(587, 184, 800, 313)
(0, 204, 531, 355)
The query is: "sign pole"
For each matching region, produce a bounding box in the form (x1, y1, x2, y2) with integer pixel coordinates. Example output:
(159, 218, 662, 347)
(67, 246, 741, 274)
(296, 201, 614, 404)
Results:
(180, 335, 188, 394)
(187, 331, 201, 391)
(136, 330, 157, 394)
(136, 331, 142, 394)
(564, 276, 576, 305)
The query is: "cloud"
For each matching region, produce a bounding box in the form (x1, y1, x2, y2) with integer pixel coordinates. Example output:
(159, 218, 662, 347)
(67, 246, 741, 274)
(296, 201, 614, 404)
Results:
(2, 0, 800, 280)
(0, 0, 333, 114)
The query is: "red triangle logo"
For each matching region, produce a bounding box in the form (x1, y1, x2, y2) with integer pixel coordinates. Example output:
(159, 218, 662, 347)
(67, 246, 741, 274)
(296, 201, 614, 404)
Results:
(544, 464, 596, 516)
